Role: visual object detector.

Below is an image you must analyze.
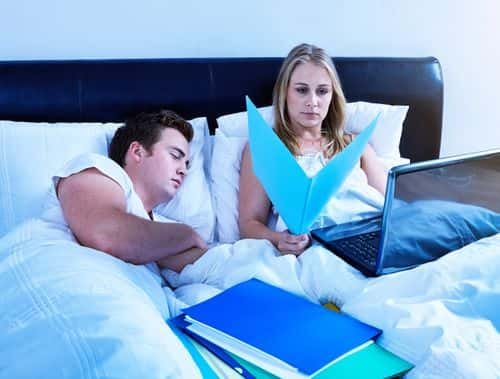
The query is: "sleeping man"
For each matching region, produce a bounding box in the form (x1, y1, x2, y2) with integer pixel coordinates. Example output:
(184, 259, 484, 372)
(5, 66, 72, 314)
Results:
(0, 109, 214, 378)
(54, 109, 208, 273)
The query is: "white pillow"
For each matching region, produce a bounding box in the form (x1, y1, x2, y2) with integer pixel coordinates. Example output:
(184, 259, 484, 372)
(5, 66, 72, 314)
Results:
(209, 131, 247, 243)
(344, 101, 409, 159)
(211, 102, 410, 243)
(0, 118, 215, 243)
(154, 117, 216, 243)
(217, 102, 409, 159)
(217, 105, 274, 137)
(0, 121, 118, 238)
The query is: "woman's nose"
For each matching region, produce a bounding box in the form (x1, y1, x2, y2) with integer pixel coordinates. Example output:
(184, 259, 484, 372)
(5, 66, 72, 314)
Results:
(307, 93, 319, 107)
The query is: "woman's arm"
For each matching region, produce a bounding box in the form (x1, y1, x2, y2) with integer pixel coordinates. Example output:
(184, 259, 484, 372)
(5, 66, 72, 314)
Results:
(239, 144, 310, 255)
(345, 133, 387, 195)
(360, 143, 388, 195)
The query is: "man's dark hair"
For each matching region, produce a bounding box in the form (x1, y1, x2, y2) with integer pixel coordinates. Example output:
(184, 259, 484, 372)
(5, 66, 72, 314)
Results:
(109, 110, 193, 167)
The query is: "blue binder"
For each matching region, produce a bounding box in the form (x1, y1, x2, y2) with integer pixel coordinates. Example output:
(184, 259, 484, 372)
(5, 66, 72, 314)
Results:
(166, 319, 219, 379)
(181, 278, 381, 377)
(170, 316, 256, 379)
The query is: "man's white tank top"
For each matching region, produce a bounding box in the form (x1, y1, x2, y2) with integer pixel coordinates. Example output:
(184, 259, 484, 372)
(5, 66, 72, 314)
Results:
(39, 153, 161, 277)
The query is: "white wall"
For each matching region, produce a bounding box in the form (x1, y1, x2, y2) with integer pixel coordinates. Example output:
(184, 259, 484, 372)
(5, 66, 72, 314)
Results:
(1, 0, 499, 157)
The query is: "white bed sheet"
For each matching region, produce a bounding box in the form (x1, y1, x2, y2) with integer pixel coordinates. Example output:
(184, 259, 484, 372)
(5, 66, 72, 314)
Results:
(0, 219, 202, 379)
(1, 220, 498, 378)
(164, 234, 500, 379)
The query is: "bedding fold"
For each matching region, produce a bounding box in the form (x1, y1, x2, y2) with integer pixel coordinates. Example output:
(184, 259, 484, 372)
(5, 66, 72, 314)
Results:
(163, 234, 500, 379)
(0, 219, 202, 379)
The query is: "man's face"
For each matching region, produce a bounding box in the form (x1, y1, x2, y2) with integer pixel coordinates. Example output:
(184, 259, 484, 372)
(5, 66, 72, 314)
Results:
(141, 128, 190, 204)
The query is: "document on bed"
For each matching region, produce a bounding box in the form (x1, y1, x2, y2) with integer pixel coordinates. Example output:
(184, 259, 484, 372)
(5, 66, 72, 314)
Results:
(246, 96, 379, 234)
(178, 278, 382, 379)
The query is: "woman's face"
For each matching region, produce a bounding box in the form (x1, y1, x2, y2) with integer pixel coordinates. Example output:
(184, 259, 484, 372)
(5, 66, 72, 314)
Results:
(286, 62, 333, 132)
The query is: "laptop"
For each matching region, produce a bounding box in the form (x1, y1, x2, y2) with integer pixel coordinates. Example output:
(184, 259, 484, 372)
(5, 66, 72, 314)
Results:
(311, 149, 500, 276)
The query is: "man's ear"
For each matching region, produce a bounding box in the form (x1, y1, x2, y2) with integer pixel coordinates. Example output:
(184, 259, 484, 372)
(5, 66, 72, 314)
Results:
(127, 141, 144, 163)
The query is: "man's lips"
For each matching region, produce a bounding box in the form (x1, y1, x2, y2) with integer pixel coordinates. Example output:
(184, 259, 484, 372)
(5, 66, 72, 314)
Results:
(171, 178, 182, 187)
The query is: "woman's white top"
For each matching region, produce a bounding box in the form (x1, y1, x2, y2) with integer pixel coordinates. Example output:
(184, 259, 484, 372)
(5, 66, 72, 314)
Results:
(272, 150, 385, 232)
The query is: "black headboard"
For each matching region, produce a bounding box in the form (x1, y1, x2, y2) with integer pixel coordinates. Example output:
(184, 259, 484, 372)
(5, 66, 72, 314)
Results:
(0, 57, 443, 162)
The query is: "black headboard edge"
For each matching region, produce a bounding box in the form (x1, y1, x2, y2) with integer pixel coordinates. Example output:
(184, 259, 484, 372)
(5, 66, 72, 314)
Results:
(0, 57, 443, 162)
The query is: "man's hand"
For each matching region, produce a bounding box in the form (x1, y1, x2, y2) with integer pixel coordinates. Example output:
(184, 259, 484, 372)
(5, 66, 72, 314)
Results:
(156, 228, 208, 272)
(190, 230, 208, 251)
(157, 245, 208, 273)
(276, 231, 311, 256)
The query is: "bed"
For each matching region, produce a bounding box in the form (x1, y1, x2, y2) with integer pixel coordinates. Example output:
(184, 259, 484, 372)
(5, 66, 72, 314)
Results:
(0, 57, 499, 379)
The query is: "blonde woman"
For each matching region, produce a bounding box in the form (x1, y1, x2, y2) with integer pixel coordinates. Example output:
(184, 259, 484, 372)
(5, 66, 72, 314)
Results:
(239, 43, 387, 256)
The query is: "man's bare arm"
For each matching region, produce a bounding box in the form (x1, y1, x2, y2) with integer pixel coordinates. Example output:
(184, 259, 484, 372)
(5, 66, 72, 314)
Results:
(156, 247, 207, 273)
(57, 168, 206, 264)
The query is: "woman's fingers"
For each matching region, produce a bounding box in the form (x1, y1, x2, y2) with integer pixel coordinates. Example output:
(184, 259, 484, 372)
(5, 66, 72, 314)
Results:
(283, 232, 308, 243)
(277, 232, 311, 255)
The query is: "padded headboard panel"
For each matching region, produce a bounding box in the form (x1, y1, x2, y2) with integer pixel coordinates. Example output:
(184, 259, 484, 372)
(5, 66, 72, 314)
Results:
(0, 57, 443, 162)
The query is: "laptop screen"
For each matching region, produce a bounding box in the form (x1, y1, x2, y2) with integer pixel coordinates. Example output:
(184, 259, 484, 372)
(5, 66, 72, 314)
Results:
(379, 151, 500, 274)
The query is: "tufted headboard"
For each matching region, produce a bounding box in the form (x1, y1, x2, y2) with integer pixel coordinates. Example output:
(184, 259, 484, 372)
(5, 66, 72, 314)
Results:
(0, 57, 443, 162)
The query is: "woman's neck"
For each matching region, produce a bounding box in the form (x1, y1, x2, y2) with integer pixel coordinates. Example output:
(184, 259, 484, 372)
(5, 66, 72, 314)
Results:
(291, 123, 321, 139)
(297, 132, 324, 154)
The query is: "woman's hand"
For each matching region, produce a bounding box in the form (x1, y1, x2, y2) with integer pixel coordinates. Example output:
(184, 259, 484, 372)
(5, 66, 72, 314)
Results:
(276, 231, 311, 256)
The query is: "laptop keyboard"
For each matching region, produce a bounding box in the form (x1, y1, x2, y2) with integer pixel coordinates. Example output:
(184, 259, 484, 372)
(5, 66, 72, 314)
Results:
(331, 231, 380, 268)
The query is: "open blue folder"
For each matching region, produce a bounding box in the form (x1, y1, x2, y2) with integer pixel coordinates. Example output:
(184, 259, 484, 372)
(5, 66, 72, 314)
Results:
(181, 278, 381, 377)
(246, 96, 379, 234)
(166, 319, 219, 379)
(170, 316, 255, 379)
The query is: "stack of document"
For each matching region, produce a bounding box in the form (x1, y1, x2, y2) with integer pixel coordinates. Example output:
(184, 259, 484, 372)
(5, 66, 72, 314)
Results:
(171, 278, 413, 378)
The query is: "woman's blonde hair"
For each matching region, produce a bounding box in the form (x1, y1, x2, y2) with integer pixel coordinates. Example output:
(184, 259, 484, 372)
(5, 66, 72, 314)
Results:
(273, 43, 347, 158)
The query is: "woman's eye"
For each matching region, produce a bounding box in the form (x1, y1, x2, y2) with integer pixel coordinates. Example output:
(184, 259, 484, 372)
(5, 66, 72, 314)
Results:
(317, 87, 330, 96)
(295, 87, 308, 95)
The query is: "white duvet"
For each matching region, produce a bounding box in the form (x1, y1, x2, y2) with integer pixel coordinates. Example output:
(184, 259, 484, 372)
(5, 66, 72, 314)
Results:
(1, 219, 499, 378)
(0, 220, 202, 379)
(165, 236, 500, 379)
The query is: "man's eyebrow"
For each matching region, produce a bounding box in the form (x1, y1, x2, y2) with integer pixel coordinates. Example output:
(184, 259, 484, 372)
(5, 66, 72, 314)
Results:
(170, 146, 190, 167)
(170, 146, 186, 158)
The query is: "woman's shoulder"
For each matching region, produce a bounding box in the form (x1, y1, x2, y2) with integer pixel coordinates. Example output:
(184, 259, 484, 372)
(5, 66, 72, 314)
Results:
(342, 132, 354, 144)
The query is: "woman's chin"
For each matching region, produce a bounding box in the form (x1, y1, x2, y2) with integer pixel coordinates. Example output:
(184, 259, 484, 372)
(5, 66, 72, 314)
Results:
(298, 120, 322, 129)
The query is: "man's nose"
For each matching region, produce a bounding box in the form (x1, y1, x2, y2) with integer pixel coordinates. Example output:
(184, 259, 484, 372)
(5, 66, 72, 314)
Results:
(177, 164, 187, 177)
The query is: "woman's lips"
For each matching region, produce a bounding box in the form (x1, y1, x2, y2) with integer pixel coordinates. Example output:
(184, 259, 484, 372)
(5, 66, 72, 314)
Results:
(301, 112, 320, 118)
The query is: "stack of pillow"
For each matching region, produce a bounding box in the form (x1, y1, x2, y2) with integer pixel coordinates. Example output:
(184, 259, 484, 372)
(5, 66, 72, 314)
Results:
(0, 101, 409, 245)
(0, 117, 216, 243)
(210, 102, 409, 243)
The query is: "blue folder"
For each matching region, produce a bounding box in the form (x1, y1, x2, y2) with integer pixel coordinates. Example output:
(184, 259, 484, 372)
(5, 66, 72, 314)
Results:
(166, 319, 219, 379)
(170, 316, 255, 379)
(246, 96, 379, 234)
(181, 278, 381, 377)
